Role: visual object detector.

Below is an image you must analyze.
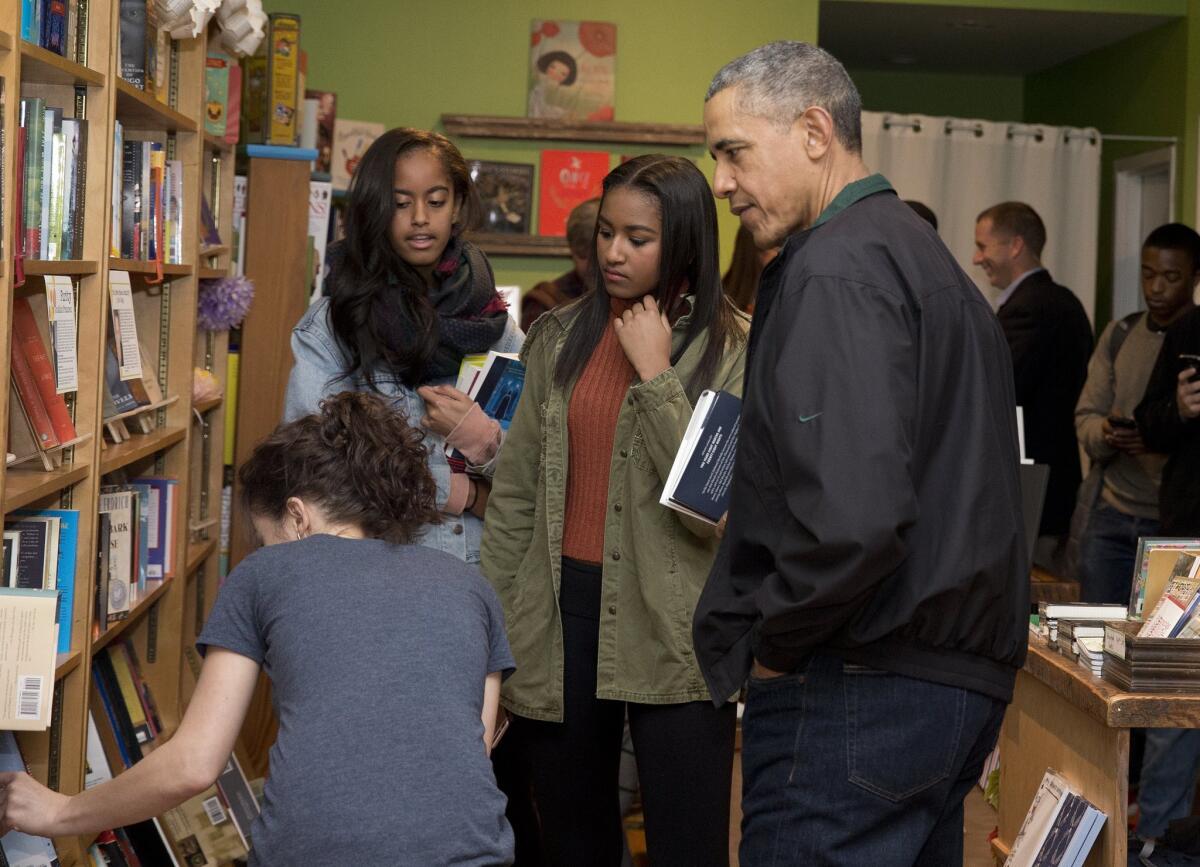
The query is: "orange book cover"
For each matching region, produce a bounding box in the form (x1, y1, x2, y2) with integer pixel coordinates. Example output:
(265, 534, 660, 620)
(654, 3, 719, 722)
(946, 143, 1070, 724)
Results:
(537, 150, 608, 237)
(9, 337, 59, 450)
(12, 297, 76, 443)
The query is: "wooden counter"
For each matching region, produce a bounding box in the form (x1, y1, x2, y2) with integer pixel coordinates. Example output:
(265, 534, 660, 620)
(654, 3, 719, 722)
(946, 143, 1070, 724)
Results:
(995, 637, 1200, 866)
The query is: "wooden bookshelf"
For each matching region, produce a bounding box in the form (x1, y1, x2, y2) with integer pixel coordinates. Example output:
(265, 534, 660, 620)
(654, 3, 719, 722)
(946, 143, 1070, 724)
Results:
(3, 463, 91, 513)
(18, 41, 104, 87)
(468, 232, 571, 258)
(92, 579, 175, 652)
(108, 258, 194, 276)
(194, 395, 222, 414)
(0, 30, 12, 51)
(23, 259, 101, 275)
(198, 265, 227, 279)
(442, 113, 706, 146)
(186, 538, 218, 575)
(114, 77, 198, 132)
(99, 426, 188, 474)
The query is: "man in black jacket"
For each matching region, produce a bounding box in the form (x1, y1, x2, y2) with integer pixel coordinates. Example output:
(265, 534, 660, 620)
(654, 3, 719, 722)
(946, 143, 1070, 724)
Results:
(974, 202, 1094, 573)
(694, 41, 1027, 865)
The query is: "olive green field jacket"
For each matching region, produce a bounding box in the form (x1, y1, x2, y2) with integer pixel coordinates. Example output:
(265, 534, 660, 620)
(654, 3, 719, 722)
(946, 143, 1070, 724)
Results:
(480, 299, 749, 722)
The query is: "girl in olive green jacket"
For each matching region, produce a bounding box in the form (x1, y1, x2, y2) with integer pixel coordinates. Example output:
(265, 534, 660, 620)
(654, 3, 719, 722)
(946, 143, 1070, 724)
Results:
(481, 155, 748, 866)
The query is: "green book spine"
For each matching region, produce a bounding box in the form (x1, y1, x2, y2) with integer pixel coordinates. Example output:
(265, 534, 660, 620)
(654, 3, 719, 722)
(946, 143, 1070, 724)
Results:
(20, 97, 44, 259)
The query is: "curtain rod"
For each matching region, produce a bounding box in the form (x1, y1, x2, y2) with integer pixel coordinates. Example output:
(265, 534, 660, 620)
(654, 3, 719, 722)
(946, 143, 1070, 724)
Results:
(1100, 134, 1177, 144)
(880, 117, 1177, 146)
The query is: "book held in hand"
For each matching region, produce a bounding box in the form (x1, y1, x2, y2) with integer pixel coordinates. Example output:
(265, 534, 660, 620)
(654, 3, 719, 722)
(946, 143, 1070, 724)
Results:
(660, 390, 741, 525)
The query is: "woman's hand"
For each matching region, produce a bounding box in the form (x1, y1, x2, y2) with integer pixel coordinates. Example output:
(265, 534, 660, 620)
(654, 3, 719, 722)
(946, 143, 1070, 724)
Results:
(0, 771, 71, 837)
(613, 295, 673, 383)
(418, 385, 475, 437)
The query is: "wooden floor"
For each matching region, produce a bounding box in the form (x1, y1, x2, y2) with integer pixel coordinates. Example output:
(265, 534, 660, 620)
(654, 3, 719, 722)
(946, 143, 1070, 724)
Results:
(627, 754, 999, 866)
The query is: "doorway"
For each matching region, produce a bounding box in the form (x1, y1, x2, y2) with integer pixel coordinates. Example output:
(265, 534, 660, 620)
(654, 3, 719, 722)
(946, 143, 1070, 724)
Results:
(1113, 147, 1175, 320)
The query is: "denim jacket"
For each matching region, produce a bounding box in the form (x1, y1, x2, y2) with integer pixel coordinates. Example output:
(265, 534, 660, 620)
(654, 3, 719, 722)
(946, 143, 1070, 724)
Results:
(284, 297, 524, 563)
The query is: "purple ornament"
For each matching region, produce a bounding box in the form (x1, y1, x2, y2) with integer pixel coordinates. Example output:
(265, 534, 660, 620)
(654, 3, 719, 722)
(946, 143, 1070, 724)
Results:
(198, 275, 255, 331)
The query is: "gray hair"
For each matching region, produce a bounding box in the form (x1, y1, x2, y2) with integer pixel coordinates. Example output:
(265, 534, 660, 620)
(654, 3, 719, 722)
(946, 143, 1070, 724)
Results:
(706, 41, 863, 153)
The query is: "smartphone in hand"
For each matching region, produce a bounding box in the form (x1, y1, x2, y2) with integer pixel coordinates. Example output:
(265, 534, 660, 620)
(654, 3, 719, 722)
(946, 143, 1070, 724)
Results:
(1180, 353, 1200, 384)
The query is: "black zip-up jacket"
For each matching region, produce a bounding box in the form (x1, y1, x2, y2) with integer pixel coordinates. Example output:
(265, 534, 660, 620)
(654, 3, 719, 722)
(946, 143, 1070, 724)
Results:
(1136, 306, 1200, 536)
(693, 176, 1029, 703)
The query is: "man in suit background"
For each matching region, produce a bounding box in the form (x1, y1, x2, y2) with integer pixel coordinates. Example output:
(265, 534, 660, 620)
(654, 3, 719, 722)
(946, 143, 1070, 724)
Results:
(974, 201, 1094, 574)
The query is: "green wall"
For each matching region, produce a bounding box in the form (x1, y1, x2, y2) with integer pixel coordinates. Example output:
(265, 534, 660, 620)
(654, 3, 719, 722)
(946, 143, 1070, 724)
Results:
(263, 0, 820, 292)
(849, 69, 1024, 122)
(1026, 19, 1189, 330)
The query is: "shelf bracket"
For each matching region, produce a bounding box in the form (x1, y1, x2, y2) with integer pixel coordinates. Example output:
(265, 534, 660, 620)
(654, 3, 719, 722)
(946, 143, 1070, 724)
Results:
(48, 680, 64, 792)
(147, 603, 159, 664)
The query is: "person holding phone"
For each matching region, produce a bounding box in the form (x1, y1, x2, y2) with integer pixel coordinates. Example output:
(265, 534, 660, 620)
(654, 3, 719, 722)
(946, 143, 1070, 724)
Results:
(1132, 239, 1200, 860)
(1074, 224, 1200, 604)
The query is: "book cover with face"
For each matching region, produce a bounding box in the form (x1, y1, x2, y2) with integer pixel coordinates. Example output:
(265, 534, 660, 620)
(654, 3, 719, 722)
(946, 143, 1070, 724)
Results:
(527, 20, 616, 122)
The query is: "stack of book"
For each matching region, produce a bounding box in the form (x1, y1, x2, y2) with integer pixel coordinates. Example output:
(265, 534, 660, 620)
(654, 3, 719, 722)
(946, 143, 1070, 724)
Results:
(4, 508, 78, 654)
(110, 128, 185, 263)
(93, 478, 179, 634)
(18, 97, 89, 262)
(18, 0, 90, 63)
(8, 292, 79, 471)
(90, 639, 163, 770)
(1006, 768, 1105, 867)
(1036, 602, 1128, 645)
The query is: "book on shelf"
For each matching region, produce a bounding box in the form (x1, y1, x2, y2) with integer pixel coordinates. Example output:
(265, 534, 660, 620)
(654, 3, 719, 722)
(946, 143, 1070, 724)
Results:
(90, 641, 162, 769)
(469, 160, 534, 235)
(10, 333, 60, 452)
(330, 119, 383, 190)
(205, 52, 231, 137)
(113, 142, 184, 262)
(241, 13, 302, 146)
(2, 529, 19, 585)
(12, 296, 77, 442)
(0, 587, 59, 730)
(85, 710, 114, 789)
(117, 0, 147, 89)
(0, 731, 61, 865)
(98, 488, 135, 621)
(4, 506, 81, 653)
(1035, 602, 1128, 643)
(21, 0, 89, 62)
(18, 97, 88, 262)
(537, 150, 608, 236)
(231, 174, 248, 276)
(660, 390, 741, 525)
(1005, 768, 1105, 867)
(527, 20, 617, 122)
(160, 784, 249, 866)
(93, 511, 111, 633)
(306, 89, 336, 175)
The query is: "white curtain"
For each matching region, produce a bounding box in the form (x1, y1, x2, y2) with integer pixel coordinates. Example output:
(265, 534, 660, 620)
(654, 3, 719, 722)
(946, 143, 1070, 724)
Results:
(860, 111, 1103, 324)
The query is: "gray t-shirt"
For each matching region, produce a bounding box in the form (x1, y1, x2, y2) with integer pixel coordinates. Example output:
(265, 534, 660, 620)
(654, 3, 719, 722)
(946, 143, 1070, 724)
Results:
(197, 534, 515, 866)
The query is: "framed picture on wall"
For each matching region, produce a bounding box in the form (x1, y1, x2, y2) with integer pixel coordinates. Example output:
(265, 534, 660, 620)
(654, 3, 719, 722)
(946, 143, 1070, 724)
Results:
(527, 20, 616, 121)
(469, 161, 535, 235)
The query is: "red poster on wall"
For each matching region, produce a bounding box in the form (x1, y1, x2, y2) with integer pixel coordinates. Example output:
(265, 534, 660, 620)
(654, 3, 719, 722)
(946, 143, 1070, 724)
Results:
(537, 150, 609, 236)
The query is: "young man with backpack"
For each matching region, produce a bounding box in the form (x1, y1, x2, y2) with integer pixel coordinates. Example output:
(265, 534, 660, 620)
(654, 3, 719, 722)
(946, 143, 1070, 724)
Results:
(1074, 223, 1200, 603)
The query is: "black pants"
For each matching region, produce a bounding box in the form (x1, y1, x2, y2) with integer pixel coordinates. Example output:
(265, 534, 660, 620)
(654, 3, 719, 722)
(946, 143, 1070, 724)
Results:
(506, 557, 736, 867)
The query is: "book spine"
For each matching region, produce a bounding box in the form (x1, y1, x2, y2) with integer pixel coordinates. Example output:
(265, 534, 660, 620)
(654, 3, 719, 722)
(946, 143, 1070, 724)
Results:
(137, 141, 148, 258)
(46, 130, 64, 259)
(70, 119, 87, 259)
(90, 663, 132, 768)
(22, 98, 44, 260)
(9, 339, 59, 449)
(21, 0, 36, 41)
(39, 109, 52, 259)
(120, 141, 136, 258)
(43, 0, 66, 54)
(11, 298, 76, 442)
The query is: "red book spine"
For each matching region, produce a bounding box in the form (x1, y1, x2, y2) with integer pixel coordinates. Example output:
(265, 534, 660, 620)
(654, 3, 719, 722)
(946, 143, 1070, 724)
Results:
(11, 297, 76, 443)
(9, 338, 59, 449)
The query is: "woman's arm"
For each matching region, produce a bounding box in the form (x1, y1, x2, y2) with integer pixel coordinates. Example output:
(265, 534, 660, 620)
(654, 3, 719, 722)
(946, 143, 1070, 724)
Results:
(0, 650, 260, 838)
(481, 671, 503, 757)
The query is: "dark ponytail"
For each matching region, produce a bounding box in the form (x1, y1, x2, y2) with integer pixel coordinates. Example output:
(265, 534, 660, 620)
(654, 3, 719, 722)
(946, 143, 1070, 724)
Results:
(239, 391, 442, 544)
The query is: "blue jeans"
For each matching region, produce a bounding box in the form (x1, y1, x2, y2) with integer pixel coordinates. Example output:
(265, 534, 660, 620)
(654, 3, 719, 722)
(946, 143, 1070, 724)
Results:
(1079, 500, 1161, 604)
(1138, 729, 1200, 839)
(738, 653, 1007, 867)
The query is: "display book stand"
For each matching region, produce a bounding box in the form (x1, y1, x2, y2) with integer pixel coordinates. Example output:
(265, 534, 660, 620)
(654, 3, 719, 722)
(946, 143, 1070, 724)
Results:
(0, 4, 235, 862)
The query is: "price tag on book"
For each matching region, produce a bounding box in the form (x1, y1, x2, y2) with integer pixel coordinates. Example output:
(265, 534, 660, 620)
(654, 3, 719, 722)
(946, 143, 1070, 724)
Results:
(1104, 625, 1126, 660)
(108, 271, 144, 381)
(46, 276, 79, 394)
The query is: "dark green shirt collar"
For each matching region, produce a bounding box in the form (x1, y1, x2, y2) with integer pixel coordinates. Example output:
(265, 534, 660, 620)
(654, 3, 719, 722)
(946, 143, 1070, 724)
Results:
(811, 173, 894, 229)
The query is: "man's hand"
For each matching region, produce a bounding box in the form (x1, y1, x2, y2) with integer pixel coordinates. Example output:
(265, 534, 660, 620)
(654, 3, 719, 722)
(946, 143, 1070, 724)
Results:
(750, 659, 790, 680)
(1102, 418, 1147, 455)
(0, 771, 70, 837)
(1179, 368, 1200, 421)
(417, 385, 475, 437)
(613, 295, 673, 383)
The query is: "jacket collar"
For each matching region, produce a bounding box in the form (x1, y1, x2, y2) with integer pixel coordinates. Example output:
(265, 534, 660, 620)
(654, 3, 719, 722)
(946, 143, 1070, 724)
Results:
(810, 173, 895, 230)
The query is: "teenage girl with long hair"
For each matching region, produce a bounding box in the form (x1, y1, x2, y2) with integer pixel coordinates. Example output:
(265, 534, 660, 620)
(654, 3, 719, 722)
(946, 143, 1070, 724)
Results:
(285, 128, 521, 563)
(482, 155, 749, 866)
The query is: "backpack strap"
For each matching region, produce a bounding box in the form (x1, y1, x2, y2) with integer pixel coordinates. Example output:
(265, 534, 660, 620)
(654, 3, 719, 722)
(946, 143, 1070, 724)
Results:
(1107, 310, 1144, 363)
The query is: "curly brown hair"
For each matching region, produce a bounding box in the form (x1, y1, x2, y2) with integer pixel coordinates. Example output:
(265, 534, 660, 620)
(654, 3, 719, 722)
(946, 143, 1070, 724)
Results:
(238, 392, 441, 544)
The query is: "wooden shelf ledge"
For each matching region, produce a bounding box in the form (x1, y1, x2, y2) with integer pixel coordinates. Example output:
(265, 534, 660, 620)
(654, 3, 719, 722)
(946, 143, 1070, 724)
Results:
(19, 42, 105, 87)
(200, 245, 229, 258)
(92, 579, 173, 652)
(204, 132, 234, 153)
(0, 32, 13, 52)
(193, 396, 222, 414)
(55, 649, 83, 680)
(442, 114, 705, 146)
(4, 462, 90, 514)
(114, 79, 197, 132)
(105, 395, 180, 424)
(23, 259, 100, 276)
(109, 258, 193, 277)
(186, 538, 218, 575)
(100, 426, 186, 475)
(198, 266, 228, 280)
(467, 232, 571, 258)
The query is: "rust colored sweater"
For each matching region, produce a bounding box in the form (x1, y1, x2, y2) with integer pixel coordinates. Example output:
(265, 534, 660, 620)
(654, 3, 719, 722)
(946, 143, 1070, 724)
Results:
(562, 301, 636, 564)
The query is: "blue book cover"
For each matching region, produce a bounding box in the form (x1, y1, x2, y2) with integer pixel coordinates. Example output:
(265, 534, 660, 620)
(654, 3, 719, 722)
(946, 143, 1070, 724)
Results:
(20, 0, 37, 41)
(662, 390, 742, 524)
(473, 355, 526, 431)
(131, 478, 176, 579)
(14, 508, 79, 655)
(104, 339, 140, 413)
